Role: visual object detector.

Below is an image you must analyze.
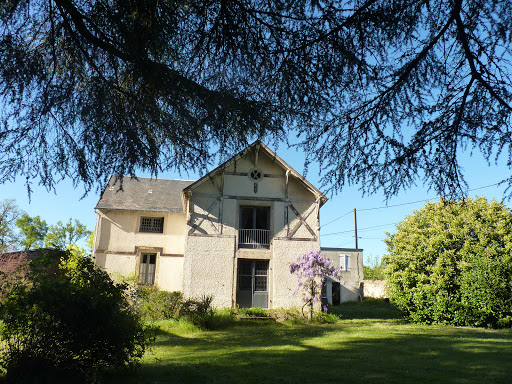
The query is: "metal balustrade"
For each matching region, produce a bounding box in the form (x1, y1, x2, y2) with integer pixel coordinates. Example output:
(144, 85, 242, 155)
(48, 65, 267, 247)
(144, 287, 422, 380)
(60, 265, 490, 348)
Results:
(238, 229, 270, 249)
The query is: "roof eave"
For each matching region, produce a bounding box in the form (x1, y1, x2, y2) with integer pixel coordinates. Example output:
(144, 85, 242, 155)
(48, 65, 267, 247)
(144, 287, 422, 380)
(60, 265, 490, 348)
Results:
(183, 140, 328, 204)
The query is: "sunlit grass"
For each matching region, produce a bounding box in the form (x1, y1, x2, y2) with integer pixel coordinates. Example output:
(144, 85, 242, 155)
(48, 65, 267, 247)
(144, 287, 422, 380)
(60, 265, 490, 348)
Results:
(107, 313, 512, 384)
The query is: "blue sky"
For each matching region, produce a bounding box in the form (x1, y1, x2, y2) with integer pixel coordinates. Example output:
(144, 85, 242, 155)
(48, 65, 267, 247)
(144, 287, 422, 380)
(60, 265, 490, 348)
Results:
(0, 144, 509, 265)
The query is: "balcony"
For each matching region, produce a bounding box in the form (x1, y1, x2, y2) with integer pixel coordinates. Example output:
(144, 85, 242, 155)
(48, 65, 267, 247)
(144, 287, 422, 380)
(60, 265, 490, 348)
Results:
(238, 229, 270, 249)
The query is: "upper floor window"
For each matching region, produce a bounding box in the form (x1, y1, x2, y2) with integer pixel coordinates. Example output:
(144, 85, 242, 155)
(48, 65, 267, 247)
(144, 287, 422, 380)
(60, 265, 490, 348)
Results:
(239, 206, 270, 249)
(140, 217, 164, 233)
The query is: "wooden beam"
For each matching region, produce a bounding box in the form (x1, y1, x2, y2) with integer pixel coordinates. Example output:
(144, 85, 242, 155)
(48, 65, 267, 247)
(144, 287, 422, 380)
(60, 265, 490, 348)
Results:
(288, 204, 317, 238)
(102, 247, 185, 257)
(285, 170, 289, 235)
(192, 192, 316, 204)
(225, 171, 283, 178)
(219, 173, 224, 234)
(188, 233, 235, 239)
(186, 194, 194, 225)
(188, 198, 220, 235)
(274, 237, 317, 242)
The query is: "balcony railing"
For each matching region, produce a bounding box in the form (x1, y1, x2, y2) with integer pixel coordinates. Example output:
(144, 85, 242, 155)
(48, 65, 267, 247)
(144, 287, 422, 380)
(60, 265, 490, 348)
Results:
(238, 229, 270, 249)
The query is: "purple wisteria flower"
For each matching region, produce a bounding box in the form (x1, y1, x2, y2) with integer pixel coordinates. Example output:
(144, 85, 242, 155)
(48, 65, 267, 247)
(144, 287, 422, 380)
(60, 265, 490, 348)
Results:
(289, 250, 341, 319)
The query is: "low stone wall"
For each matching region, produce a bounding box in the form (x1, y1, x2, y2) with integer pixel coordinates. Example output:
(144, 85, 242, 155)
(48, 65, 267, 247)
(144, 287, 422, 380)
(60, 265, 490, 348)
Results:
(361, 280, 388, 299)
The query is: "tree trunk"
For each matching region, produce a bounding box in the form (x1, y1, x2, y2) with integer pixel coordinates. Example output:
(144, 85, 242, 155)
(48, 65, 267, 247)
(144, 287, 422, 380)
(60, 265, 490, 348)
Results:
(308, 285, 314, 321)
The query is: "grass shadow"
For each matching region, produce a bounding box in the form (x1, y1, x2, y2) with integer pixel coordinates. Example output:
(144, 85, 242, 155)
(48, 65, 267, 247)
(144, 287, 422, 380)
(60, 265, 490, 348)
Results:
(107, 318, 512, 384)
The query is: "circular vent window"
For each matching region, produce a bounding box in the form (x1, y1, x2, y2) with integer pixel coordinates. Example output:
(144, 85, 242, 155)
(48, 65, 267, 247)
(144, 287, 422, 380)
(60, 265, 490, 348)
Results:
(249, 168, 263, 182)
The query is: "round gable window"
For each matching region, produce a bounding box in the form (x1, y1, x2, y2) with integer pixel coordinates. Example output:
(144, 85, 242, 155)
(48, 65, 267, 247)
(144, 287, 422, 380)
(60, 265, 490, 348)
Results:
(248, 168, 264, 182)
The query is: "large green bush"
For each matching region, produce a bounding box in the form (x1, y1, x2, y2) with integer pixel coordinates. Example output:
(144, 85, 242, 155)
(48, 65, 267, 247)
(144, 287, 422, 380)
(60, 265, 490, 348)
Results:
(383, 197, 512, 328)
(0, 249, 149, 382)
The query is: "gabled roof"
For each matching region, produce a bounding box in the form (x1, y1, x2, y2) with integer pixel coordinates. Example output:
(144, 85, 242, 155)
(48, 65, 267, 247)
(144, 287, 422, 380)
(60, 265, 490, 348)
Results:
(95, 176, 194, 213)
(184, 140, 328, 206)
(96, 142, 327, 213)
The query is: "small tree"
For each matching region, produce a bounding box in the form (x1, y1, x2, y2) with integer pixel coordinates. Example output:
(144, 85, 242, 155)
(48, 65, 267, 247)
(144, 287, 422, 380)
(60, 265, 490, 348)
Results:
(289, 250, 341, 320)
(45, 218, 91, 249)
(16, 214, 48, 250)
(0, 199, 23, 253)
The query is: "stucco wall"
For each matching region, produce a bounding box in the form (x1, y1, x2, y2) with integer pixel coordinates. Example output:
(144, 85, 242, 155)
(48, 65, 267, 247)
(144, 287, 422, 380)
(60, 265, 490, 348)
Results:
(321, 248, 364, 303)
(361, 280, 388, 299)
(321, 249, 364, 281)
(95, 210, 186, 255)
(272, 239, 320, 308)
(182, 235, 236, 308)
(94, 209, 187, 291)
(95, 253, 136, 279)
(223, 152, 285, 198)
(157, 256, 184, 292)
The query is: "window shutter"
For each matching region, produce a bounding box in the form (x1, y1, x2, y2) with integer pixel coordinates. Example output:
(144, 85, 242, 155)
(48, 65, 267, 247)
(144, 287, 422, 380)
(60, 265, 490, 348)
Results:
(139, 254, 147, 283)
(148, 254, 156, 285)
(339, 254, 351, 271)
(339, 254, 346, 270)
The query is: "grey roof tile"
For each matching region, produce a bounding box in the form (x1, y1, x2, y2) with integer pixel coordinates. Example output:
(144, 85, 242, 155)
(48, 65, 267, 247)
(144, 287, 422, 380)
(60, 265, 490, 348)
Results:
(96, 176, 195, 213)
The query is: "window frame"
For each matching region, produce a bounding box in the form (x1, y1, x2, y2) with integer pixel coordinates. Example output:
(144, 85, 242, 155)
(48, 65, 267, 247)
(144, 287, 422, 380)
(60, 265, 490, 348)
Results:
(139, 216, 164, 233)
(238, 205, 271, 249)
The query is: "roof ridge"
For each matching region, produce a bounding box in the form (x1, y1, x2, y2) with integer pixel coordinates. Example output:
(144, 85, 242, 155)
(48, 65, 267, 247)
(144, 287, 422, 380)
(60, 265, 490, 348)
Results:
(111, 176, 196, 182)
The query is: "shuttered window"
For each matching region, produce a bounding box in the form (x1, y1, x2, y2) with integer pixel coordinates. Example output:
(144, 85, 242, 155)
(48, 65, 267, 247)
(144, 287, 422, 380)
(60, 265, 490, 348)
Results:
(139, 253, 156, 285)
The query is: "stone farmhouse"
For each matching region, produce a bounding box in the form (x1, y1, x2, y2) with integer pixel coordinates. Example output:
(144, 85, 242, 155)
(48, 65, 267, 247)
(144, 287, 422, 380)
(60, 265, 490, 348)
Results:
(92, 141, 363, 308)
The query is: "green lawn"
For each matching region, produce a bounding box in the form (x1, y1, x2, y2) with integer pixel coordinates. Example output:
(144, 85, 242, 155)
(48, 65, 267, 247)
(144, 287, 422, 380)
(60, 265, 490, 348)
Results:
(107, 305, 512, 384)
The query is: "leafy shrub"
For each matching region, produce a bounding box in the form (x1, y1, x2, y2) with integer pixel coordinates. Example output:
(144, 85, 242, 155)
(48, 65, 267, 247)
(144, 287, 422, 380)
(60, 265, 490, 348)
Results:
(384, 197, 512, 328)
(0, 249, 149, 382)
(239, 307, 269, 317)
(208, 308, 238, 329)
(120, 277, 218, 329)
(132, 284, 183, 321)
(179, 295, 215, 329)
(312, 311, 339, 324)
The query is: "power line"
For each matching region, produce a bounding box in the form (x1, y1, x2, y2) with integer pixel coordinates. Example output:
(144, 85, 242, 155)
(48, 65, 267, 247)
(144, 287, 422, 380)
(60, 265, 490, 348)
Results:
(338, 239, 356, 247)
(357, 198, 434, 212)
(322, 222, 397, 236)
(319, 209, 352, 229)
(320, 181, 503, 227)
(359, 182, 502, 212)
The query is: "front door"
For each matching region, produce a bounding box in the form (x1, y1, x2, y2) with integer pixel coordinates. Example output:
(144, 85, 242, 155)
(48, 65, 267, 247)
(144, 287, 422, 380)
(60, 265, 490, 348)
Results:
(236, 259, 269, 308)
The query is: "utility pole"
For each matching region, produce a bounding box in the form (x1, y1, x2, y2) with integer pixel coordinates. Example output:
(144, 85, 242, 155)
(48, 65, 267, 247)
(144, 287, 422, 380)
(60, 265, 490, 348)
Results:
(354, 208, 358, 249)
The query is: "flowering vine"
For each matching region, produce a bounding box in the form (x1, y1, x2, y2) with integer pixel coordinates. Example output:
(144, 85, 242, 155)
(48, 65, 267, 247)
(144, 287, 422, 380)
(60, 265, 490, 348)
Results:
(289, 249, 341, 319)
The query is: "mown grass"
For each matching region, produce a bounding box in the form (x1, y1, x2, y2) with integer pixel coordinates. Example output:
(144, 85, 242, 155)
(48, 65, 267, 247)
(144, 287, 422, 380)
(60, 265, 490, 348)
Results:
(106, 301, 512, 384)
(330, 297, 404, 320)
